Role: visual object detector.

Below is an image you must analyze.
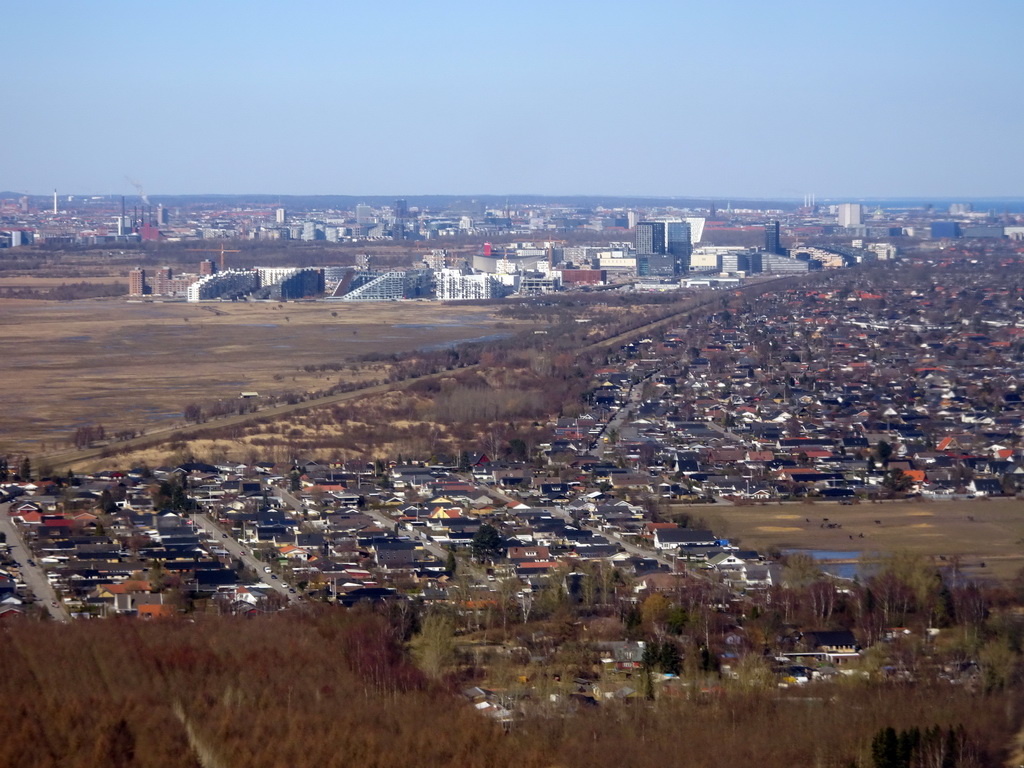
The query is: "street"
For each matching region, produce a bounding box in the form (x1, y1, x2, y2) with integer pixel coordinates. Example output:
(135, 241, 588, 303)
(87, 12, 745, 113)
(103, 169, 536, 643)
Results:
(0, 502, 71, 622)
(277, 486, 452, 561)
(190, 509, 297, 602)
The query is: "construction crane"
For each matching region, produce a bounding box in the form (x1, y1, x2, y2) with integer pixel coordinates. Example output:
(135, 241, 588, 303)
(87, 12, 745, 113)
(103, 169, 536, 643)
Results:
(187, 243, 242, 272)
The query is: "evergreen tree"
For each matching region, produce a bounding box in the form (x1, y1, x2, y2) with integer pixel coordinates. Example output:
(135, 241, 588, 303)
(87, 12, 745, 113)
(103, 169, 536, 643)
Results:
(871, 726, 898, 768)
(876, 440, 893, 464)
(471, 523, 505, 562)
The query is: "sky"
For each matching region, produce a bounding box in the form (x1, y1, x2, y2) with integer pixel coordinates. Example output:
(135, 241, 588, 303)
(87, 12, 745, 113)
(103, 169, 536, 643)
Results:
(4, 0, 1023, 199)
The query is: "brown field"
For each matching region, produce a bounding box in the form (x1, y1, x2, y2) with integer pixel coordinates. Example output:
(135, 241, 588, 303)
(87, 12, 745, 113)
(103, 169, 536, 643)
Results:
(0, 276, 124, 288)
(687, 498, 1024, 581)
(0, 297, 521, 456)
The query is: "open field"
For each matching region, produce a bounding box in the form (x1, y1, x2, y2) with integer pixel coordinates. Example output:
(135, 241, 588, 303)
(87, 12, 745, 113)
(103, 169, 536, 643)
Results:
(0, 297, 519, 456)
(0, 276, 125, 288)
(689, 498, 1024, 581)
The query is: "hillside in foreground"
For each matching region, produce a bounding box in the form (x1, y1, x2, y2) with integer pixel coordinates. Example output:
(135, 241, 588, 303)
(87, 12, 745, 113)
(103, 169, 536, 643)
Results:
(1, 608, 1021, 768)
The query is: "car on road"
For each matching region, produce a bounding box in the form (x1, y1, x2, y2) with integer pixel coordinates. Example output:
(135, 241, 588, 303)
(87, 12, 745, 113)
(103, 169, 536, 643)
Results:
(271, 574, 278, 580)
(263, 566, 272, 573)
(222, 533, 228, 538)
(27, 559, 35, 567)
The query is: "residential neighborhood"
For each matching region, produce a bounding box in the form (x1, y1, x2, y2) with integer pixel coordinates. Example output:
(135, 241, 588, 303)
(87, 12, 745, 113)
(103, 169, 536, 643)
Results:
(4, 249, 1024, 707)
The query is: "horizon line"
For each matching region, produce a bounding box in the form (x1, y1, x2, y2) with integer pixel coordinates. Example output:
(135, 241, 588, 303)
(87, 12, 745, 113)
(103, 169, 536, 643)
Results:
(7, 191, 1024, 203)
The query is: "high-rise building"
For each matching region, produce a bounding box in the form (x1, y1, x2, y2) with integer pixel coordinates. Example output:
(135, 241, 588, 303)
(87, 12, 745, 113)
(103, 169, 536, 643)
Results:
(838, 203, 863, 228)
(637, 220, 690, 276)
(636, 221, 665, 277)
(275, 208, 286, 224)
(393, 198, 408, 240)
(199, 259, 215, 276)
(128, 268, 147, 296)
(355, 204, 375, 225)
(665, 220, 692, 274)
(635, 221, 666, 256)
(764, 220, 785, 255)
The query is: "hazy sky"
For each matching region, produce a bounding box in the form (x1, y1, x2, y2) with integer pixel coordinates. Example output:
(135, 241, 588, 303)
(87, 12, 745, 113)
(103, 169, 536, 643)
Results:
(5, 0, 1022, 199)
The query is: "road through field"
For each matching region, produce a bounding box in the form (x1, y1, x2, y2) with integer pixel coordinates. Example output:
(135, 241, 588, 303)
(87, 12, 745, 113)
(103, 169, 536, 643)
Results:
(43, 278, 795, 470)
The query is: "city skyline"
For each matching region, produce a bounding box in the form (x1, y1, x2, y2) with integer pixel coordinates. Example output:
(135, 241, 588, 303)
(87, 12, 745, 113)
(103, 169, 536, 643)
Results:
(6, 0, 1023, 199)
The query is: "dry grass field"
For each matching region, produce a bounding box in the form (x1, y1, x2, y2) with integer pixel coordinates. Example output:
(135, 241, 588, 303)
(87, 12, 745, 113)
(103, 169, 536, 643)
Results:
(0, 276, 124, 288)
(0, 297, 518, 456)
(689, 498, 1024, 581)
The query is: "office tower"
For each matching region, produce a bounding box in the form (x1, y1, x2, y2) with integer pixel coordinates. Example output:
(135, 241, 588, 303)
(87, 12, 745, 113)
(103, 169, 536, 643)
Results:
(930, 222, 961, 239)
(720, 251, 750, 273)
(637, 220, 690, 276)
(275, 207, 286, 224)
(394, 198, 408, 240)
(635, 221, 666, 256)
(838, 203, 863, 228)
(355, 204, 374, 225)
(765, 220, 785, 255)
(635, 221, 665, 277)
(666, 220, 692, 274)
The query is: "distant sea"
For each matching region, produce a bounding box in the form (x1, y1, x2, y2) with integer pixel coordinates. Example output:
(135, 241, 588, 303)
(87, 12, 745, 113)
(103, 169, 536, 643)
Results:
(824, 198, 1024, 213)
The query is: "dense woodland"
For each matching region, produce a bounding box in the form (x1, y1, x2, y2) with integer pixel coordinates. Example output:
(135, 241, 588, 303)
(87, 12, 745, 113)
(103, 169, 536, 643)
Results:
(1, 603, 1021, 768)
(4, 541, 1024, 767)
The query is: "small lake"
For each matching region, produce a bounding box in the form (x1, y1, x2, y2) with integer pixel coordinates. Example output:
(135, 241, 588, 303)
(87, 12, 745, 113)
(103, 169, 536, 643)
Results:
(785, 549, 865, 561)
(783, 549, 880, 581)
